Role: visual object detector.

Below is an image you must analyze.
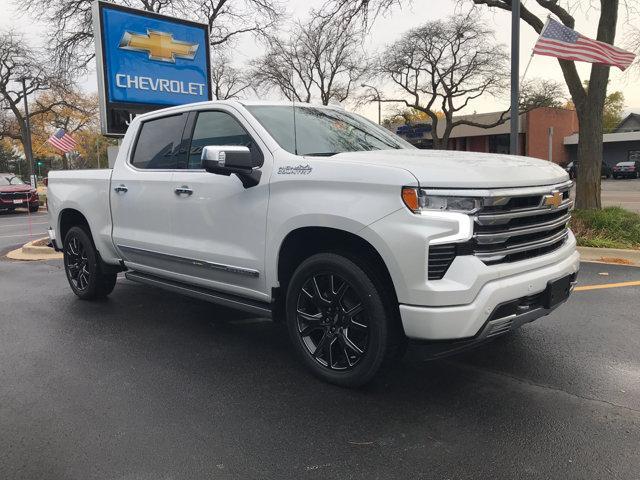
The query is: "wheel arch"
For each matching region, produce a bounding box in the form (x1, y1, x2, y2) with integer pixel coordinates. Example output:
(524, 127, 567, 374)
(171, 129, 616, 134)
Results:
(275, 226, 401, 320)
(58, 208, 123, 273)
(58, 208, 91, 246)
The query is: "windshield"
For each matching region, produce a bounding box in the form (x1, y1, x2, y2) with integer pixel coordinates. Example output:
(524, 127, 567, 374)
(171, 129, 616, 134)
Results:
(0, 175, 25, 186)
(247, 105, 414, 156)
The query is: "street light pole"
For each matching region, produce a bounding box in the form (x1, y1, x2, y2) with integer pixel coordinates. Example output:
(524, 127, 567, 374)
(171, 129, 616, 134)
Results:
(20, 77, 36, 187)
(510, 0, 520, 155)
(361, 83, 382, 125)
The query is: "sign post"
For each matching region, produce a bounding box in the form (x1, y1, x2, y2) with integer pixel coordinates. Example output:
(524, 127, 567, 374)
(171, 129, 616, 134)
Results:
(93, 1, 211, 136)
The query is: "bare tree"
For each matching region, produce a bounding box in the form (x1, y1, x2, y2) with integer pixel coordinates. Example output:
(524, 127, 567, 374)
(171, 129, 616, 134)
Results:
(375, 15, 511, 149)
(0, 31, 75, 176)
(211, 52, 252, 100)
(323, 0, 631, 209)
(252, 34, 314, 102)
(519, 78, 567, 109)
(252, 15, 369, 105)
(21, 0, 283, 73)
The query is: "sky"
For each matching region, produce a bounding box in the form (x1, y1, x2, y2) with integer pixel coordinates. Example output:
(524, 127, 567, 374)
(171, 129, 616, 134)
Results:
(1, 0, 639, 122)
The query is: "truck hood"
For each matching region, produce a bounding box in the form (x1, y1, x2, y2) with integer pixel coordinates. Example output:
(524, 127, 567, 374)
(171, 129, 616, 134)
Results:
(0, 184, 33, 193)
(323, 149, 569, 188)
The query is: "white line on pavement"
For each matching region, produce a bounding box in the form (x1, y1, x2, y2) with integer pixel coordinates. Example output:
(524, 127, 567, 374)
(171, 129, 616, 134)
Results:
(0, 231, 48, 239)
(0, 221, 49, 229)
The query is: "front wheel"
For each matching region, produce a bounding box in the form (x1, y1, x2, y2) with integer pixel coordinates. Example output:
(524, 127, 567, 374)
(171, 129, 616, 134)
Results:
(63, 226, 117, 300)
(285, 253, 391, 387)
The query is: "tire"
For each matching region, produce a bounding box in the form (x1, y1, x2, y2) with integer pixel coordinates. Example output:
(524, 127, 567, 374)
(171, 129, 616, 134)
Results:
(29, 205, 39, 213)
(63, 226, 117, 300)
(285, 252, 394, 387)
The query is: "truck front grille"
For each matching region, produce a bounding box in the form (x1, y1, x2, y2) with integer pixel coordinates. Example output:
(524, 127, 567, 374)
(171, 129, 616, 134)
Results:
(472, 182, 572, 265)
(0, 192, 31, 200)
(425, 181, 573, 280)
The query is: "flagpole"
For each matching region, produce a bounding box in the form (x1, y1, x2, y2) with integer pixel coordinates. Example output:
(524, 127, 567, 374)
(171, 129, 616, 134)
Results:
(510, 0, 520, 155)
(521, 51, 535, 83)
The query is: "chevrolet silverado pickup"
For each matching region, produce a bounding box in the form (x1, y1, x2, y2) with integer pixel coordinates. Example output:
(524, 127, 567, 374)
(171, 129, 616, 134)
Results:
(47, 100, 579, 387)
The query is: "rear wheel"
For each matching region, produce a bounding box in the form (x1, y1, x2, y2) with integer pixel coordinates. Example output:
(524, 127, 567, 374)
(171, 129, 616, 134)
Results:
(63, 226, 117, 300)
(285, 253, 392, 387)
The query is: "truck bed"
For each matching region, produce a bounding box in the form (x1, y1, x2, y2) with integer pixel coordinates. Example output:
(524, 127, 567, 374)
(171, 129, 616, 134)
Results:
(47, 169, 116, 262)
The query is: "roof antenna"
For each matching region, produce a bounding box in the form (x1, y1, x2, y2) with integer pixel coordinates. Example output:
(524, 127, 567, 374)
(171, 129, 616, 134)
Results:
(292, 96, 298, 155)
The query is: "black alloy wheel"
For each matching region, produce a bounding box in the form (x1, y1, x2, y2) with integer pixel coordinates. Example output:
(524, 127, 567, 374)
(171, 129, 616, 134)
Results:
(66, 234, 91, 291)
(286, 253, 391, 387)
(296, 273, 369, 370)
(63, 226, 117, 300)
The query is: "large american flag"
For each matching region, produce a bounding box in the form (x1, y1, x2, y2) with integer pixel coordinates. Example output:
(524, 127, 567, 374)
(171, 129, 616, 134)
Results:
(533, 18, 636, 71)
(47, 128, 77, 153)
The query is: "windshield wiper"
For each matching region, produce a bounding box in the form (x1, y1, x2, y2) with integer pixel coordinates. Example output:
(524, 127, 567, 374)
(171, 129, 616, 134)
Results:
(302, 152, 339, 157)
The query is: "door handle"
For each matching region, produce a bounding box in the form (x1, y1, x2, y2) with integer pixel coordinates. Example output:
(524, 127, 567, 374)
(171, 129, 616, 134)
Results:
(174, 185, 193, 196)
(114, 184, 128, 193)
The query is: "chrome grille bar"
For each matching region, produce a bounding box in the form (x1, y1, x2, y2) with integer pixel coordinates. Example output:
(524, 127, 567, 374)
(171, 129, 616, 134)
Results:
(474, 213, 571, 245)
(474, 229, 569, 263)
(475, 200, 572, 226)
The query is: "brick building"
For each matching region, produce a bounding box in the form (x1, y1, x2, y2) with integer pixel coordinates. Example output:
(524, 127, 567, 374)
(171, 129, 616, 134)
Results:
(390, 107, 579, 165)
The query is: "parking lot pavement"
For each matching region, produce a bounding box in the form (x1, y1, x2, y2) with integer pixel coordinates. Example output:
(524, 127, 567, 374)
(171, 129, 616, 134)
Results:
(1, 258, 639, 480)
(0, 208, 49, 251)
(602, 177, 640, 213)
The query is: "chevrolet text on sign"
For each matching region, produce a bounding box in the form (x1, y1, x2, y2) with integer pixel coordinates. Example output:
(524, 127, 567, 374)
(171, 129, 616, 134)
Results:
(93, 1, 211, 135)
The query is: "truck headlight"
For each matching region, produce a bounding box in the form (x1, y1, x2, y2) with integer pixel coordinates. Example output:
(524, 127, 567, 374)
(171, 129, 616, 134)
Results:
(402, 187, 482, 214)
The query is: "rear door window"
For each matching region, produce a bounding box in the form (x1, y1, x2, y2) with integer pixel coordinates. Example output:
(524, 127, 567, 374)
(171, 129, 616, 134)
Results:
(131, 114, 187, 169)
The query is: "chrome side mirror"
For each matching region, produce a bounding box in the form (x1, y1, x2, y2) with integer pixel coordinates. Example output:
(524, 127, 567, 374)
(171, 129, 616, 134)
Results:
(201, 145, 261, 188)
(201, 145, 256, 170)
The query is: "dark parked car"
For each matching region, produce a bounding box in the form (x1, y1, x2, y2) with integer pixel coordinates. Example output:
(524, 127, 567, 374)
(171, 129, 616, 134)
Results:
(0, 174, 40, 213)
(612, 161, 640, 179)
(566, 161, 612, 180)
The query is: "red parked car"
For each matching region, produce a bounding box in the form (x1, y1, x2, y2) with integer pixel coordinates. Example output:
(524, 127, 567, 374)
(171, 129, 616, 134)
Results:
(612, 161, 640, 179)
(0, 173, 40, 213)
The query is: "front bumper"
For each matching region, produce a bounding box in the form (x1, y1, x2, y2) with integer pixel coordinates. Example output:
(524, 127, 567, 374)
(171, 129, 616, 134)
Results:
(0, 197, 39, 209)
(399, 248, 580, 341)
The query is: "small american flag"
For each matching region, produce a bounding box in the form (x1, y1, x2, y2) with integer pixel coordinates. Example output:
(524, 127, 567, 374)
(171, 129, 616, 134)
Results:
(47, 128, 77, 153)
(533, 18, 636, 71)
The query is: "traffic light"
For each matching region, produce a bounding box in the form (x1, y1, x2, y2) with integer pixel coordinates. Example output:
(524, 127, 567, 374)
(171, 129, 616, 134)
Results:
(36, 161, 44, 166)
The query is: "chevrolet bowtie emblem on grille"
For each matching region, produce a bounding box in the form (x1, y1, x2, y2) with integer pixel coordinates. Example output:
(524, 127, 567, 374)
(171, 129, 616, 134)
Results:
(119, 30, 198, 63)
(542, 190, 563, 209)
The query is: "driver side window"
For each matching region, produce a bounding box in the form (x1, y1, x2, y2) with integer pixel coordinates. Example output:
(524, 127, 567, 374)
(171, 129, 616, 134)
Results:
(188, 111, 252, 169)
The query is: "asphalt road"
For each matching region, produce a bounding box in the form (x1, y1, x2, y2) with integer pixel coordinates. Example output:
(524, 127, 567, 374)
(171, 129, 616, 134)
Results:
(1, 254, 639, 479)
(602, 177, 640, 213)
(0, 208, 49, 251)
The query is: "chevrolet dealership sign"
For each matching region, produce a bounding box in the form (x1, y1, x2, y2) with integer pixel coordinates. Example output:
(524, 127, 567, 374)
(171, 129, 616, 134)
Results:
(93, 1, 211, 135)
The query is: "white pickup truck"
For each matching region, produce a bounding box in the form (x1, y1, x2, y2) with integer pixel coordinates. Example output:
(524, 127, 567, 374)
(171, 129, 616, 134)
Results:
(47, 100, 579, 386)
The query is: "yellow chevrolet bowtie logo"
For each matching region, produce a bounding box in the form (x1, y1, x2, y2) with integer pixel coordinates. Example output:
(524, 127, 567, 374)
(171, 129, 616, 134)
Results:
(119, 30, 198, 63)
(542, 190, 563, 208)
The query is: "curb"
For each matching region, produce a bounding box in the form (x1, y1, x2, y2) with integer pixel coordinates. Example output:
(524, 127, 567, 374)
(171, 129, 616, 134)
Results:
(6, 237, 62, 261)
(577, 246, 640, 266)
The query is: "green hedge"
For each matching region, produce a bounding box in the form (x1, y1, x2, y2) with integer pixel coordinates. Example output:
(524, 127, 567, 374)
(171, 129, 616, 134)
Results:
(570, 207, 640, 249)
